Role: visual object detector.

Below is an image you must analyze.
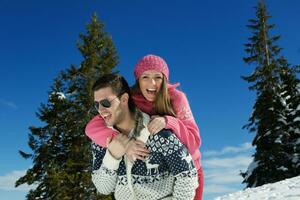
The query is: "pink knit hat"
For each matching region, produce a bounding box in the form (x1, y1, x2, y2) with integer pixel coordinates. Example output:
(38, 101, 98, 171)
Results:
(134, 54, 169, 80)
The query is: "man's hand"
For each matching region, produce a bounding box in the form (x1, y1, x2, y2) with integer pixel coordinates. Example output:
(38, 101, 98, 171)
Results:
(107, 134, 130, 159)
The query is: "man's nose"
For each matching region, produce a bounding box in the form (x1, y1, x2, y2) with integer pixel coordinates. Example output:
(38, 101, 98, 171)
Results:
(98, 106, 107, 113)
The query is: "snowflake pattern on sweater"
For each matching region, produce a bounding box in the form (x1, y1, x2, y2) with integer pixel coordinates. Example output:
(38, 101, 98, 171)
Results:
(92, 129, 198, 200)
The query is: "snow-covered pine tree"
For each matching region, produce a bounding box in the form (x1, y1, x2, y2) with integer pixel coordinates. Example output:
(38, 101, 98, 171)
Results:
(278, 60, 300, 178)
(241, 1, 300, 187)
(15, 14, 118, 200)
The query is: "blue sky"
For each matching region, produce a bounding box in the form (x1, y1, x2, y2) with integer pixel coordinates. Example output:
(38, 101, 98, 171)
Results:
(0, 0, 300, 199)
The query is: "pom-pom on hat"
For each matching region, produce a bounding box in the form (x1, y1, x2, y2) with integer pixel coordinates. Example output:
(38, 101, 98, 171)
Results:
(134, 54, 169, 80)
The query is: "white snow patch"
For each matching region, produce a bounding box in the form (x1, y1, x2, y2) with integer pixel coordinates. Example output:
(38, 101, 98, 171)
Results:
(215, 175, 300, 200)
(293, 117, 300, 122)
(296, 104, 300, 111)
(275, 137, 282, 144)
(51, 92, 66, 100)
(294, 129, 300, 134)
(277, 166, 288, 171)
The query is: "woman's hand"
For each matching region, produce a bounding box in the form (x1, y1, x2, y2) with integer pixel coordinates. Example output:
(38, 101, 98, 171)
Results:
(126, 139, 150, 163)
(148, 115, 166, 135)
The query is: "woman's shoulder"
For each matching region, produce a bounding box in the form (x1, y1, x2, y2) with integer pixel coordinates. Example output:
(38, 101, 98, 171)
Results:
(168, 83, 184, 96)
(168, 84, 188, 103)
(168, 84, 194, 119)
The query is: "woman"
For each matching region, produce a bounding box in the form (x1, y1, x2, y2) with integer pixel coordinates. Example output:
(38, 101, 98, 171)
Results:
(86, 54, 203, 200)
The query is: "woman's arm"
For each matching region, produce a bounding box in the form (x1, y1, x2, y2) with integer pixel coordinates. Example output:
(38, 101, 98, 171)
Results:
(85, 115, 118, 147)
(165, 90, 201, 155)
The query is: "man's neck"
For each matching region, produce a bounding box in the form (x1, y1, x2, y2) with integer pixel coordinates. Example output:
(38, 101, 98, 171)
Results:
(115, 110, 136, 136)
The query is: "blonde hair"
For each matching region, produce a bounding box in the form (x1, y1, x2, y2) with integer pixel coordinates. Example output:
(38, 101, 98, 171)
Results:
(131, 75, 176, 117)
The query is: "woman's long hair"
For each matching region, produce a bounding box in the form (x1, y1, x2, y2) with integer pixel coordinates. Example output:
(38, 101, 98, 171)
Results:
(131, 75, 176, 117)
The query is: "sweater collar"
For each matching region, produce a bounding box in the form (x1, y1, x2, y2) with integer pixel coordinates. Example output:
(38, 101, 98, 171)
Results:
(136, 112, 151, 143)
(130, 110, 151, 143)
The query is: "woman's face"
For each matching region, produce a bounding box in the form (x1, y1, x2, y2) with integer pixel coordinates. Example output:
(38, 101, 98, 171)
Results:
(138, 70, 163, 102)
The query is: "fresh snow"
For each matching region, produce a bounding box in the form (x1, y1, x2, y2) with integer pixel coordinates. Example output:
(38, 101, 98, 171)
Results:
(56, 92, 66, 100)
(51, 92, 66, 100)
(293, 117, 300, 122)
(215, 175, 300, 200)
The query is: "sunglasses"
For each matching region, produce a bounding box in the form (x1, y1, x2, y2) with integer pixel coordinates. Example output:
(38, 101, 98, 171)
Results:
(93, 96, 118, 110)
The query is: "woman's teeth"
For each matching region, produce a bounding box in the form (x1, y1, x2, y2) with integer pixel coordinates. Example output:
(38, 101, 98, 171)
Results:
(147, 89, 156, 94)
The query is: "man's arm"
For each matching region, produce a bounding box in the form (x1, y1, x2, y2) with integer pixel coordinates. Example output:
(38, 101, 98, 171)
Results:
(91, 143, 121, 195)
(91, 134, 129, 194)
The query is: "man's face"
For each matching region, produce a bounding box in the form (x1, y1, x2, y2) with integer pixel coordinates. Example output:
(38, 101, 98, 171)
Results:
(94, 87, 124, 127)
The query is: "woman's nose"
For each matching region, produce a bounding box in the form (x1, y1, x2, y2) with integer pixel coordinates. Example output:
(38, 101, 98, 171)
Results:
(151, 78, 156, 85)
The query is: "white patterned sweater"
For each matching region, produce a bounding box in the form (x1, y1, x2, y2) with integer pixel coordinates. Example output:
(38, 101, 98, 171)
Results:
(91, 113, 198, 200)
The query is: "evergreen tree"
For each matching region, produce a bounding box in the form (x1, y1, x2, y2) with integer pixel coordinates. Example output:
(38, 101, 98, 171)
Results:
(15, 13, 118, 200)
(278, 61, 300, 178)
(241, 1, 300, 187)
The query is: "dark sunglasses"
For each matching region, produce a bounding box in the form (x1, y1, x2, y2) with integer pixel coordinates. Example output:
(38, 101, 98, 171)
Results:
(93, 96, 118, 110)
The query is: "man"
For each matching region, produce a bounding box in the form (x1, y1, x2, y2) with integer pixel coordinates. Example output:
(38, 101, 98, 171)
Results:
(90, 74, 198, 200)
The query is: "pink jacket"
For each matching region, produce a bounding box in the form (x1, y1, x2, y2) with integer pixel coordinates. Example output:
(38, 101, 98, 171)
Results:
(85, 84, 202, 169)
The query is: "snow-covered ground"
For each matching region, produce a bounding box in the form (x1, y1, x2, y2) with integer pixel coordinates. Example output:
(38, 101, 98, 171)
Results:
(215, 175, 300, 200)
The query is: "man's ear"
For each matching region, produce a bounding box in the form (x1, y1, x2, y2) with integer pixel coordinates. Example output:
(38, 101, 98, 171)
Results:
(120, 93, 129, 104)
